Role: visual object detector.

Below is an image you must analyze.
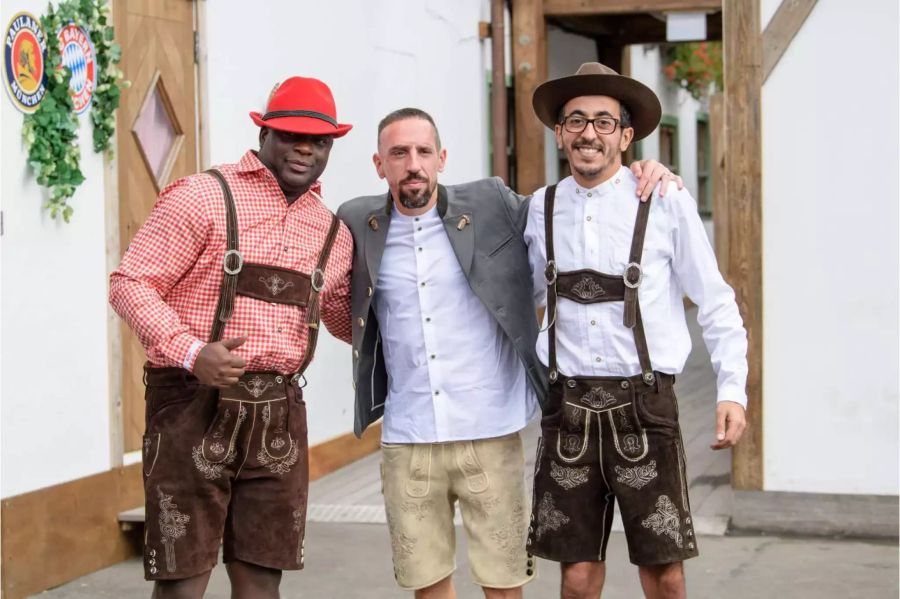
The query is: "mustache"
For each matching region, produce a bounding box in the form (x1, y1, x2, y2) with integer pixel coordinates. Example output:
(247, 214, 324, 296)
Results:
(572, 140, 604, 151)
(401, 175, 429, 184)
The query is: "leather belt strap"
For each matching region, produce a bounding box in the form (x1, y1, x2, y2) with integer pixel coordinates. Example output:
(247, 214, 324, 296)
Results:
(206, 169, 241, 343)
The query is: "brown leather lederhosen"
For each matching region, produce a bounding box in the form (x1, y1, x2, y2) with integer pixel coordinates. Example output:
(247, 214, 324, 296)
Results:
(140, 170, 340, 580)
(527, 184, 698, 567)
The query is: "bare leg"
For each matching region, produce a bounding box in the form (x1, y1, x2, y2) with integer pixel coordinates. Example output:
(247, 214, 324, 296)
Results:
(560, 561, 605, 599)
(638, 562, 685, 599)
(483, 584, 523, 598)
(416, 574, 457, 599)
(225, 560, 282, 599)
(151, 570, 213, 599)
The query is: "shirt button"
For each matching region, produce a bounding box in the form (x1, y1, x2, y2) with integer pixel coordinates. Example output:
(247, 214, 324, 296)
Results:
(587, 192, 592, 197)
(595, 356, 602, 362)
(430, 354, 436, 360)
(591, 319, 596, 326)
(615, 178, 621, 184)
(576, 189, 581, 194)
(434, 390, 440, 396)
(414, 217, 419, 221)
(417, 226, 422, 231)
(417, 247, 423, 252)
(277, 327, 283, 333)
(586, 216, 592, 222)
(420, 282, 426, 287)
(425, 317, 431, 322)
(283, 246, 289, 252)
(357, 317, 365, 327)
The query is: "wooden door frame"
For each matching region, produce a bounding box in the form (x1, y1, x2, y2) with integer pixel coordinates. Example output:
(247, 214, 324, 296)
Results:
(511, 0, 765, 489)
(107, 0, 206, 462)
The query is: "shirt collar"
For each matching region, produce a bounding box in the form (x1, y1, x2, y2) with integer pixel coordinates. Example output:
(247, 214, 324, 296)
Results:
(569, 165, 628, 198)
(238, 150, 322, 198)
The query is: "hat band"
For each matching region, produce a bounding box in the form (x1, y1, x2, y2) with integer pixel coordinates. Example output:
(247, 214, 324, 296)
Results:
(261, 110, 337, 127)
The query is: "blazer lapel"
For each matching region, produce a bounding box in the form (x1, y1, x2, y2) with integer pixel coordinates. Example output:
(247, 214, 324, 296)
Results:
(440, 185, 474, 278)
(364, 195, 392, 285)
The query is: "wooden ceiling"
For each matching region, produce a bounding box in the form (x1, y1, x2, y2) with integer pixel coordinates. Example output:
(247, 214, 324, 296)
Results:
(547, 11, 723, 46)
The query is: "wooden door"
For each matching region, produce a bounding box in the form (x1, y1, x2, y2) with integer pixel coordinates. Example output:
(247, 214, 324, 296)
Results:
(115, 0, 198, 451)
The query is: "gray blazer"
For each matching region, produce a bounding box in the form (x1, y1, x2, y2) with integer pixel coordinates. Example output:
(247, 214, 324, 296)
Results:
(337, 177, 548, 437)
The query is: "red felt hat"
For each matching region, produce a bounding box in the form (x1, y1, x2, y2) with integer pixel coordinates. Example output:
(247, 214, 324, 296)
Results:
(250, 76, 352, 138)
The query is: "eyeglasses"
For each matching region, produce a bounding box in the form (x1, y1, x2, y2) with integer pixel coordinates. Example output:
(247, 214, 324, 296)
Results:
(560, 115, 621, 135)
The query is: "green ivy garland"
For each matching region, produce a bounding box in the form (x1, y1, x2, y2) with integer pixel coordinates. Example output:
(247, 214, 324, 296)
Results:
(22, 0, 124, 222)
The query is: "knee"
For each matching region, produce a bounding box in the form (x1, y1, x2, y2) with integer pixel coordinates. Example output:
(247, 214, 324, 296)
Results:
(651, 563, 685, 598)
(561, 562, 603, 599)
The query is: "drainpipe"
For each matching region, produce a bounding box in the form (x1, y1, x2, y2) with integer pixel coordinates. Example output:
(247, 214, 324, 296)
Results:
(491, 0, 509, 183)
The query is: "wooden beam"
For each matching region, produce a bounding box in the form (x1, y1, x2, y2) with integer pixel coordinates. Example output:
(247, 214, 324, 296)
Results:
(761, 0, 818, 82)
(544, 0, 721, 17)
(512, 0, 547, 194)
(723, 0, 763, 490)
(710, 93, 727, 276)
(1, 465, 143, 599)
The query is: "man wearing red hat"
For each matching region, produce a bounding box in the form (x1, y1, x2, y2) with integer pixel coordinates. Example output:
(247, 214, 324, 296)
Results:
(110, 76, 354, 598)
(525, 63, 748, 598)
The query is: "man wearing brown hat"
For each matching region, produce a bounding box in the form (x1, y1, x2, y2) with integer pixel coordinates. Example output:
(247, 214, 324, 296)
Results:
(524, 63, 748, 598)
(110, 76, 353, 598)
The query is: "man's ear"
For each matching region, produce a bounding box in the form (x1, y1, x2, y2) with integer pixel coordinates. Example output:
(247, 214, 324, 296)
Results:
(619, 127, 634, 152)
(373, 152, 385, 179)
(259, 127, 269, 149)
(438, 148, 447, 173)
(554, 124, 564, 150)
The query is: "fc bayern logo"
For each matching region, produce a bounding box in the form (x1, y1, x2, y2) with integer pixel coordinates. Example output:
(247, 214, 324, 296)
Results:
(57, 24, 95, 114)
(3, 11, 48, 113)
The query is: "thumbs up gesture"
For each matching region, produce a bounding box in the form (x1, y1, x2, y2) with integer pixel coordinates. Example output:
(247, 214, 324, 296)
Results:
(193, 336, 248, 388)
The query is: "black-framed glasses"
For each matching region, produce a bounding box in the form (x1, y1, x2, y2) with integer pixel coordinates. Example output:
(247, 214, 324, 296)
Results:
(561, 114, 620, 135)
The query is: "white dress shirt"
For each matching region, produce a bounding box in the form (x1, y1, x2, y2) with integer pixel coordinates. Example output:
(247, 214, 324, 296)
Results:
(374, 205, 538, 443)
(524, 168, 748, 406)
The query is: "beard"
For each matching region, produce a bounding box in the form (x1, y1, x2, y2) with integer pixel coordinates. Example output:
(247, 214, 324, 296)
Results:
(398, 176, 434, 209)
(568, 137, 619, 182)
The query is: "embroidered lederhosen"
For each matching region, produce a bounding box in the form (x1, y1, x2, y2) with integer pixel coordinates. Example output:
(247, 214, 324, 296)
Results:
(140, 170, 339, 580)
(527, 184, 698, 567)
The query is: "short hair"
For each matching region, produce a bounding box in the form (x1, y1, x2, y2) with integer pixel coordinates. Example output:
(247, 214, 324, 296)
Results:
(377, 107, 442, 149)
(558, 101, 632, 129)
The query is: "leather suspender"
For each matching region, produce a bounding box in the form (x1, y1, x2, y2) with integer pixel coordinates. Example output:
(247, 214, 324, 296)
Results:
(295, 215, 341, 378)
(205, 169, 342, 379)
(206, 169, 241, 344)
(543, 184, 656, 386)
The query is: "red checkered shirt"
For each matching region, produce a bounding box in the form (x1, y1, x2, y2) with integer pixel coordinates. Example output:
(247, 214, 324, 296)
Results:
(109, 151, 353, 374)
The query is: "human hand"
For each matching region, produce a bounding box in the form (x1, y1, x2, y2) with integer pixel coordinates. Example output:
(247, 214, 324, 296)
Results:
(710, 401, 747, 450)
(630, 159, 684, 201)
(192, 336, 247, 388)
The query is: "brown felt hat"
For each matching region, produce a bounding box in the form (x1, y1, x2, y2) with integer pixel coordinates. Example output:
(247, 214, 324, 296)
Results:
(532, 62, 661, 140)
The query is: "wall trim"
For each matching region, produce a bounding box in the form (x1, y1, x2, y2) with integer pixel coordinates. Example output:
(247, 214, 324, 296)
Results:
(732, 490, 899, 539)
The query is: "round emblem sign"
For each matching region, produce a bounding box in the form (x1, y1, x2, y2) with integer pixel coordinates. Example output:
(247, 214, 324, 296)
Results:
(57, 24, 95, 114)
(3, 11, 47, 113)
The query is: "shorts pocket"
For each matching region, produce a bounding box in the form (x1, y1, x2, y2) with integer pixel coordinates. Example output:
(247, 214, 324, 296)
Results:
(142, 433, 161, 477)
(608, 405, 649, 462)
(636, 389, 679, 428)
(556, 404, 590, 463)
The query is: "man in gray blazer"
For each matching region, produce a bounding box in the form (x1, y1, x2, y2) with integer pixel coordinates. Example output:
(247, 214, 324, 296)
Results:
(336, 108, 677, 599)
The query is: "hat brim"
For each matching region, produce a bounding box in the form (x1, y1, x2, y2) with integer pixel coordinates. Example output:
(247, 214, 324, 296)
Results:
(532, 74, 661, 141)
(250, 112, 353, 138)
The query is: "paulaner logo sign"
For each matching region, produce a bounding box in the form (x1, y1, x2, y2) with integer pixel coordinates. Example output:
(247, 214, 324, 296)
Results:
(3, 11, 48, 113)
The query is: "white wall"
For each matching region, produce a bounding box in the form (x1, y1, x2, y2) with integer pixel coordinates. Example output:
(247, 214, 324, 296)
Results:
(204, 0, 492, 445)
(761, 0, 899, 494)
(1, 1, 113, 497)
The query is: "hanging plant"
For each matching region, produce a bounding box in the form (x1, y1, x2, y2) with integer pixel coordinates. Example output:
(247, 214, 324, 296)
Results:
(21, 0, 124, 222)
(662, 42, 723, 101)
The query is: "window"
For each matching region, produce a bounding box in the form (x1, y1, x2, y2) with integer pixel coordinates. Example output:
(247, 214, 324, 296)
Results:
(658, 114, 679, 174)
(696, 113, 712, 217)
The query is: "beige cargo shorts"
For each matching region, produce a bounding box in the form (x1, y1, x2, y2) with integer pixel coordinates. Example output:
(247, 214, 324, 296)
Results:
(380, 431, 536, 590)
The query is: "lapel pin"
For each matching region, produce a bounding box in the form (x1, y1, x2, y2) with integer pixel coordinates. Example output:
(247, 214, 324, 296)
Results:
(368, 216, 379, 231)
(457, 215, 471, 231)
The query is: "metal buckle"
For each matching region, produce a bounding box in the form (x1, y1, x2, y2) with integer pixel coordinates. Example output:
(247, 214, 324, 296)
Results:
(290, 373, 307, 388)
(223, 249, 243, 275)
(642, 371, 656, 386)
(549, 370, 558, 383)
(623, 262, 642, 289)
(544, 260, 557, 285)
(311, 268, 326, 292)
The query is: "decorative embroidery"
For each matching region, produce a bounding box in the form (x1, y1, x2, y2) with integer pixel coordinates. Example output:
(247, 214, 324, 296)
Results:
(386, 513, 417, 582)
(564, 405, 583, 429)
(550, 462, 591, 490)
(292, 500, 307, 565)
(615, 460, 658, 490)
(580, 386, 618, 410)
(641, 495, 683, 548)
(623, 434, 641, 454)
(571, 276, 606, 300)
(561, 434, 582, 455)
(468, 495, 502, 520)
(401, 499, 435, 521)
(260, 273, 294, 296)
(536, 492, 570, 539)
(271, 437, 286, 450)
(616, 407, 634, 432)
(239, 375, 274, 398)
(192, 406, 246, 479)
(157, 487, 190, 573)
(209, 441, 226, 455)
(256, 439, 299, 475)
(211, 408, 231, 439)
(488, 501, 527, 574)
